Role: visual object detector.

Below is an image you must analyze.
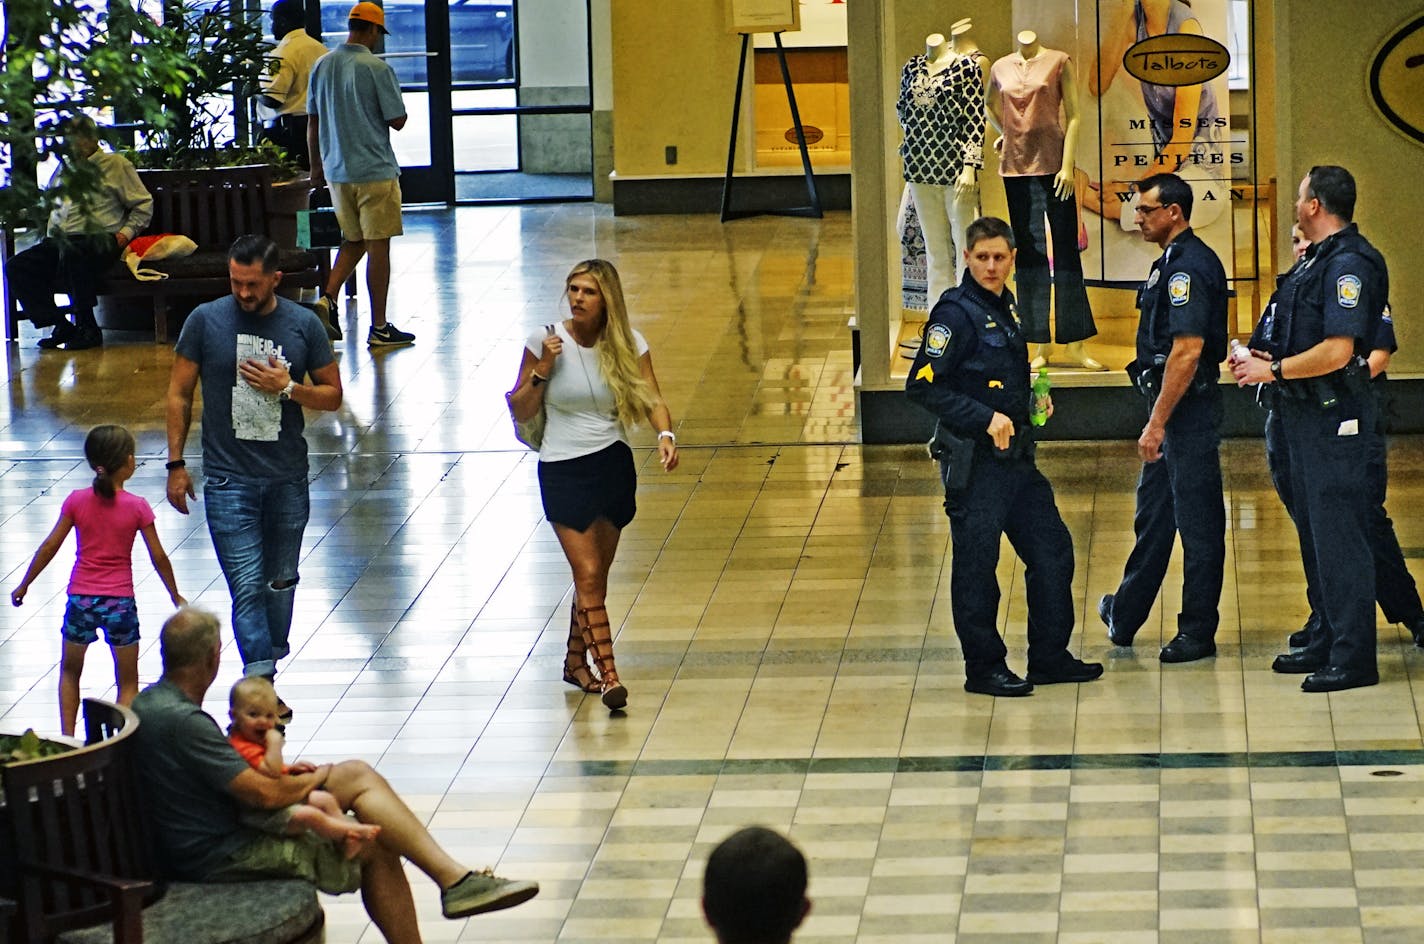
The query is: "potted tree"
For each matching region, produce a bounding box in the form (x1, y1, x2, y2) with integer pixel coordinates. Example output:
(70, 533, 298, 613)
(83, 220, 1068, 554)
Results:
(122, 0, 312, 246)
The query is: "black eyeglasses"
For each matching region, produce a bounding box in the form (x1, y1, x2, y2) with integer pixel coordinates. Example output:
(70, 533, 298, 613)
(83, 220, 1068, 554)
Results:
(1134, 202, 1169, 216)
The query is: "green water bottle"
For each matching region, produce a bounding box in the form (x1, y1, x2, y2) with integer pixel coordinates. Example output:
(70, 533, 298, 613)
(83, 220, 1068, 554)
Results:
(1030, 368, 1051, 427)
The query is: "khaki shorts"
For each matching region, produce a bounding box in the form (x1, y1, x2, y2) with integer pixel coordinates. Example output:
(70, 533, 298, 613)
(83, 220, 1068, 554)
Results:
(330, 178, 403, 242)
(209, 831, 363, 895)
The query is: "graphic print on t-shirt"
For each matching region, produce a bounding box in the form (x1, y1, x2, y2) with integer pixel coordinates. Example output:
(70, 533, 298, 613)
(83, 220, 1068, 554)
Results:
(232, 333, 285, 442)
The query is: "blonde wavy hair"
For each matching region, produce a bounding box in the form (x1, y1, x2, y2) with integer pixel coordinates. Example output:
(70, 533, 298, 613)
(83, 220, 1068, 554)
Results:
(568, 259, 657, 429)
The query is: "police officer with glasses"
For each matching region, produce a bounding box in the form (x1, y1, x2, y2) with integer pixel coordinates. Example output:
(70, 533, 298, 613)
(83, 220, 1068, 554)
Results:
(1099, 172, 1228, 664)
(1232, 165, 1387, 692)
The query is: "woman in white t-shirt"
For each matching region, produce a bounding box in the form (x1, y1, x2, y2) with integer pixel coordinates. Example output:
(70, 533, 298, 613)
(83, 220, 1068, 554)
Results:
(508, 260, 679, 711)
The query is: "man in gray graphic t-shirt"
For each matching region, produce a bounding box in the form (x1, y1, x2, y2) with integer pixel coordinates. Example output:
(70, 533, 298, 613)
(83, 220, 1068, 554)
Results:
(165, 235, 341, 722)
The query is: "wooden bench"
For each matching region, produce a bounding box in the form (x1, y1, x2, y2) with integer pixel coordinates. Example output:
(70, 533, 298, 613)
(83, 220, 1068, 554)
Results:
(3, 164, 329, 344)
(1, 699, 323, 944)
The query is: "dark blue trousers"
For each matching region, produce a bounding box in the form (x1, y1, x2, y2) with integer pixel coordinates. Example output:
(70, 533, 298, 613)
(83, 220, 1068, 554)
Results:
(1272, 394, 1378, 673)
(1110, 394, 1225, 641)
(943, 452, 1075, 678)
(1003, 174, 1096, 344)
(1265, 397, 1421, 631)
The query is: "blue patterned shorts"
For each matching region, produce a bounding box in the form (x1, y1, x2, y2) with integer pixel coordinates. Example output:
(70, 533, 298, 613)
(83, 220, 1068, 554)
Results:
(62, 594, 140, 647)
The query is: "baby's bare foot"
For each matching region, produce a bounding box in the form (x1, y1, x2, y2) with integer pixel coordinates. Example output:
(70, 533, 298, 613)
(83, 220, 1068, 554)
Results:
(341, 823, 382, 860)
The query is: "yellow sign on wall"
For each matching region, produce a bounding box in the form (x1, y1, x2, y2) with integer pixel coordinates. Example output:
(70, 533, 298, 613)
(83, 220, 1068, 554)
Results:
(1370, 14, 1424, 147)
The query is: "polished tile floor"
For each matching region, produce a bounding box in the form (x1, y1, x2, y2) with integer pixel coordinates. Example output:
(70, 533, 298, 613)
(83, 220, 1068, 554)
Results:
(4, 205, 1424, 942)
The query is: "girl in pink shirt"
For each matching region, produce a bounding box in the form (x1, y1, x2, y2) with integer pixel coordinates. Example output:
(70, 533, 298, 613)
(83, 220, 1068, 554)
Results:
(10, 425, 184, 735)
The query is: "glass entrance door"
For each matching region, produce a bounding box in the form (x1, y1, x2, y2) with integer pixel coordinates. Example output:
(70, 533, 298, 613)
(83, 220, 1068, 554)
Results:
(452, 0, 592, 202)
(314, 0, 591, 204)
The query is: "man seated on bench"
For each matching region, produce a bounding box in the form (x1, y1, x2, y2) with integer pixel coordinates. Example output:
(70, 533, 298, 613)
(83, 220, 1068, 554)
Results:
(131, 606, 540, 934)
(4, 115, 153, 351)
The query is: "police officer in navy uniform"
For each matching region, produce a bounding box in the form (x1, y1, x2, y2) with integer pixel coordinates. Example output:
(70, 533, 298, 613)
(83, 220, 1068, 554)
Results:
(1262, 228, 1424, 652)
(1098, 173, 1227, 664)
(1233, 165, 1386, 692)
(906, 216, 1103, 697)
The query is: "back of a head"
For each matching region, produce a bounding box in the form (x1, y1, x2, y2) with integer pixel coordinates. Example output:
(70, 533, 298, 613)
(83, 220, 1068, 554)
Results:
(270, 0, 303, 36)
(1307, 165, 1356, 222)
(704, 827, 808, 944)
(160, 606, 221, 675)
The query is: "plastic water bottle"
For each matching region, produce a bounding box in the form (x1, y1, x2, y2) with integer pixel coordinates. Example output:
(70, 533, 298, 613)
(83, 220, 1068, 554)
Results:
(1228, 338, 1248, 366)
(1030, 368, 1051, 427)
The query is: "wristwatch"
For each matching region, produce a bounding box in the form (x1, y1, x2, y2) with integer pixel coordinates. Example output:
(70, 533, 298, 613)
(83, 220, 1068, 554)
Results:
(1269, 359, 1283, 381)
(278, 380, 296, 401)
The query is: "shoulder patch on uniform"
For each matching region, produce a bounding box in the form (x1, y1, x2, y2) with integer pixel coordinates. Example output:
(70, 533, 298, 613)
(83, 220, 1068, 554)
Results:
(914, 363, 935, 383)
(1382, 303, 1393, 323)
(924, 324, 951, 357)
(1337, 274, 1362, 309)
(1167, 272, 1191, 306)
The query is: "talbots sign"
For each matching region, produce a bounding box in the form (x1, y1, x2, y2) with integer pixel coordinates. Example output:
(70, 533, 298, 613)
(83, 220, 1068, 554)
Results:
(1122, 33, 1231, 86)
(1370, 15, 1424, 147)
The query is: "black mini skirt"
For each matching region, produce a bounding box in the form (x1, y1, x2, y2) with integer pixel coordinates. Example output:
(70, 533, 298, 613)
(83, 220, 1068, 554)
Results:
(537, 441, 637, 531)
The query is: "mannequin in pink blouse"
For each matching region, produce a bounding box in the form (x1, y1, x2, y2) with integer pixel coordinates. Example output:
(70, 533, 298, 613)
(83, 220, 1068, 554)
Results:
(988, 30, 1102, 370)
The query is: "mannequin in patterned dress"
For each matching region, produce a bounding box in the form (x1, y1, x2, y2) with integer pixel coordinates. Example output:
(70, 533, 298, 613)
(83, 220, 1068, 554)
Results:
(896, 19, 989, 305)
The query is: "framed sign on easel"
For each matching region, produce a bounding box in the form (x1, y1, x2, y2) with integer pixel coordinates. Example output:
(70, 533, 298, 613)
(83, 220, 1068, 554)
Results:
(721, 0, 823, 221)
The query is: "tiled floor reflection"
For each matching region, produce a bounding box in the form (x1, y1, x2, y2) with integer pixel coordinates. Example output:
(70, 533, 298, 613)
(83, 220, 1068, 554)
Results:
(5, 204, 1424, 941)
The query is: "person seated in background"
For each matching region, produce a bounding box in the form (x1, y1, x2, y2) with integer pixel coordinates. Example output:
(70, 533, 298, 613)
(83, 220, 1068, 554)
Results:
(131, 606, 540, 932)
(703, 827, 811, 944)
(3, 114, 152, 350)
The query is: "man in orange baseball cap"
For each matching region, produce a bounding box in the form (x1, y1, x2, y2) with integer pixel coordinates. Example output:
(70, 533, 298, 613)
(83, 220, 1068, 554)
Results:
(306, 1, 418, 347)
(347, 1, 389, 35)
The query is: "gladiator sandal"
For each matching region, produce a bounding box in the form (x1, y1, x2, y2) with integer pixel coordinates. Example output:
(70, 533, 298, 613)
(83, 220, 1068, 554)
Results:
(578, 604, 627, 710)
(563, 597, 598, 693)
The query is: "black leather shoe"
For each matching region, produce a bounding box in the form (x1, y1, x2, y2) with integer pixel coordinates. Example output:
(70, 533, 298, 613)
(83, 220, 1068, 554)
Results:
(38, 324, 77, 349)
(1026, 657, 1104, 685)
(1159, 634, 1216, 664)
(1407, 613, 1424, 649)
(1287, 627, 1310, 648)
(1272, 651, 1325, 674)
(1099, 594, 1134, 647)
(964, 667, 1033, 697)
(65, 326, 103, 350)
(1301, 665, 1379, 693)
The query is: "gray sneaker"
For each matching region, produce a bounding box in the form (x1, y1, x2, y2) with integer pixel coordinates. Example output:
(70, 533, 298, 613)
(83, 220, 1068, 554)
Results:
(440, 868, 539, 919)
(313, 294, 341, 341)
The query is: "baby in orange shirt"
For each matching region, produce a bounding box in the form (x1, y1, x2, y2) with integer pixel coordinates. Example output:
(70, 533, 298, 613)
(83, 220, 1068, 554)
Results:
(228, 677, 380, 858)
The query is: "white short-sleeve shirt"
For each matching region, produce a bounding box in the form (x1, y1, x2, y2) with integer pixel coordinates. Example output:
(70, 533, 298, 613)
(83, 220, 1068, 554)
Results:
(525, 322, 649, 462)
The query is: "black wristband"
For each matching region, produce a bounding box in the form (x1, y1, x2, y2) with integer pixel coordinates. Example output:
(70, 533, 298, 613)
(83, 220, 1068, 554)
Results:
(165, 459, 186, 471)
(1270, 359, 1283, 381)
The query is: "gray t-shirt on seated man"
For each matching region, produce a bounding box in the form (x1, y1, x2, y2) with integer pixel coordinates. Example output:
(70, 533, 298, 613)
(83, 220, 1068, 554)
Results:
(174, 295, 334, 482)
(130, 679, 256, 879)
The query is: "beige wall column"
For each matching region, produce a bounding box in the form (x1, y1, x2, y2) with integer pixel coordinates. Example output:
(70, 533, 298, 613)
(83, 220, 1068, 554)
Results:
(1273, 0, 1423, 370)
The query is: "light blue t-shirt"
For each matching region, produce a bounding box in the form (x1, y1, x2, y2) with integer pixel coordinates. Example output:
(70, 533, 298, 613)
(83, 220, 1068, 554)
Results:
(307, 43, 406, 183)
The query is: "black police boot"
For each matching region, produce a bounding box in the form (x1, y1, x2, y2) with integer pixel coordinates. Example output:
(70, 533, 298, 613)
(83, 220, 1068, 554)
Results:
(1099, 594, 1134, 647)
(1408, 613, 1424, 649)
(38, 321, 77, 350)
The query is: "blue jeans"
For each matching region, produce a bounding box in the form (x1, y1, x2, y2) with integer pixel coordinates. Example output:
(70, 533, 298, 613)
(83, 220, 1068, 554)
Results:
(204, 474, 309, 678)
